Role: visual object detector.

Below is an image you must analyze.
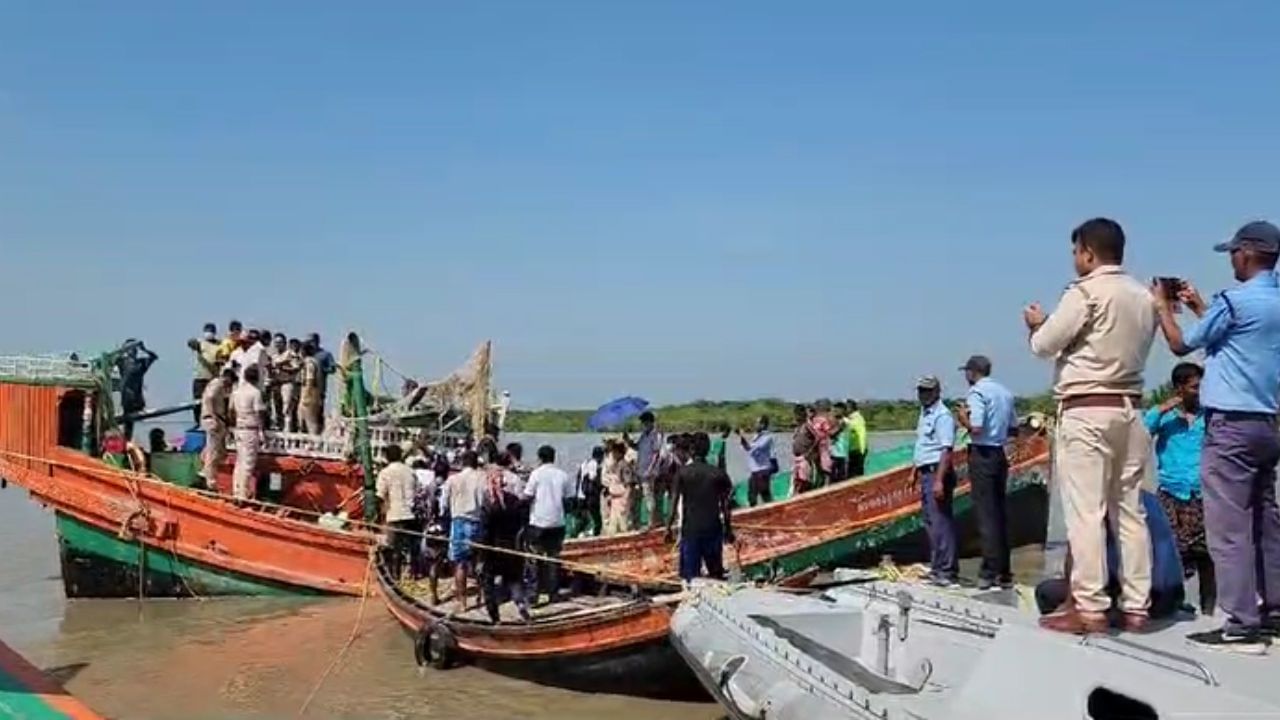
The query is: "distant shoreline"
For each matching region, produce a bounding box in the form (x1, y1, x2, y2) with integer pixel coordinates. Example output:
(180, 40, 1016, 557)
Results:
(505, 394, 1064, 434)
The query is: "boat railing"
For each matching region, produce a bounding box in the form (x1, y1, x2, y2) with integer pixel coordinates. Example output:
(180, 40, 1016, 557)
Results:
(0, 354, 99, 385)
(226, 424, 431, 461)
(1079, 635, 1219, 687)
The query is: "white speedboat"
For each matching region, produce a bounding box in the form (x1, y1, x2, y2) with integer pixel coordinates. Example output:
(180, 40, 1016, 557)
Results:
(671, 574, 1280, 719)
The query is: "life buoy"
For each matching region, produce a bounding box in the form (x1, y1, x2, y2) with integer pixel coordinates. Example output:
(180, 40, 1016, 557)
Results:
(413, 621, 458, 670)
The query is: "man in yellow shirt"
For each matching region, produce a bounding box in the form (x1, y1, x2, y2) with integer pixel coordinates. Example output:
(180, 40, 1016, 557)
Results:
(846, 400, 868, 478)
(217, 319, 244, 364)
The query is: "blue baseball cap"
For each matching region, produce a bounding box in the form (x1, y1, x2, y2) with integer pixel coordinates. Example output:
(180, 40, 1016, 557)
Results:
(1214, 220, 1280, 254)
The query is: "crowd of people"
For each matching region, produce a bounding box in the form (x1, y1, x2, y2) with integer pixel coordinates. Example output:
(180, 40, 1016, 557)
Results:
(375, 430, 737, 620)
(906, 217, 1278, 656)
(183, 320, 339, 499)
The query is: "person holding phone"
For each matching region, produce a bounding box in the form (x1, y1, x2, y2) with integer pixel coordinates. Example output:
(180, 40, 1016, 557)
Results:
(737, 415, 776, 507)
(1152, 220, 1280, 654)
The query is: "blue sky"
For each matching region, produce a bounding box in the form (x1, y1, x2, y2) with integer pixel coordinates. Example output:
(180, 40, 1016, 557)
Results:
(1, 2, 1275, 409)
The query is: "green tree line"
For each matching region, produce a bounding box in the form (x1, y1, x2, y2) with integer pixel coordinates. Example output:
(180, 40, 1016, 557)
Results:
(506, 394, 1063, 434)
(504, 386, 1177, 434)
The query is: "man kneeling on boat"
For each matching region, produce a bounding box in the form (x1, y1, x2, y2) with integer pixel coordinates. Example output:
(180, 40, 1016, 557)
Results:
(1037, 489, 1186, 632)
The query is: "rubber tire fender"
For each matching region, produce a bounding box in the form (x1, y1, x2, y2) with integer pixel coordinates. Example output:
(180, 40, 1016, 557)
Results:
(413, 621, 458, 670)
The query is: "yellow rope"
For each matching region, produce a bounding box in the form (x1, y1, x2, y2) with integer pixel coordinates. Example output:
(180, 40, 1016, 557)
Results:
(295, 551, 375, 718)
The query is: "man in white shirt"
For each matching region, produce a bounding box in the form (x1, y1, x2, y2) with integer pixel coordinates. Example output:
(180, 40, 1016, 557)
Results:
(230, 365, 267, 500)
(229, 329, 270, 384)
(377, 444, 419, 579)
(522, 445, 575, 602)
(440, 451, 488, 611)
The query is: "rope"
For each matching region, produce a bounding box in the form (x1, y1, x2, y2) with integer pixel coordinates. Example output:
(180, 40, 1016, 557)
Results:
(0, 449, 679, 588)
(295, 551, 375, 718)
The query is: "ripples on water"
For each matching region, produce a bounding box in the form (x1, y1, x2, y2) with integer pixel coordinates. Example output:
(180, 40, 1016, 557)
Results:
(0, 430, 1033, 719)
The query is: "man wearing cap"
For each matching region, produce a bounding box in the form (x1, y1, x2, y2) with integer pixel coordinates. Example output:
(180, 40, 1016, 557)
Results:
(913, 375, 959, 586)
(1152, 220, 1280, 654)
(954, 355, 1018, 590)
(1025, 217, 1155, 635)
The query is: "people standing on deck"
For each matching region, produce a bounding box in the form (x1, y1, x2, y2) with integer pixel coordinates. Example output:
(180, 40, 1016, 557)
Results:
(809, 400, 837, 488)
(667, 432, 735, 584)
(482, 452, 531, 623)
(441, 450, 487, 611)
(573, 446, 605, 537)
(602, 440, 636, 535)
(115, 339, 158, 441)
(738, 415, 776, 507)
(626, 411, 664, 530)
(376, 444, 419, 580)
(229, 329, 269, 383)
(954, 355, 1018, 590)
(1143, 362, 1215, 616)
(1152, 220, 1280, 654)
(307, 333, 337, 431)
(298, 342, 324, 436)
(187, 323, 221, 426)
(1027, 217, 1155, 635)
(913, 375, 959, 587)
(707, 424, 730, 470)
(522, 445, 575, 603)
(199, 367, 237, 490)
(274, 338, 303, 432)
(264, 333, 286, 429)
(216, 320, 243, 364)
(829, 402, 851, 483)
(846, 400, 868, 478)
(230, 365, 267, 501)
(791, 404, 818, 495)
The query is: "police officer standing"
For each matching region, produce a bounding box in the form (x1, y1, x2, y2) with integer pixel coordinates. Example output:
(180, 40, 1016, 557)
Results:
(954, 355, 1018, 590)
(1025, 217, 1156, 635)
(913, 375, 959, 587)
(1153, 220, 1280, 655)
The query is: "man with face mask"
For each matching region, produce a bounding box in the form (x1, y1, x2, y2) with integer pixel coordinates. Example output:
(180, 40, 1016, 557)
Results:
(1025, 217, 1156, 635)
(187, 322, 220, 426)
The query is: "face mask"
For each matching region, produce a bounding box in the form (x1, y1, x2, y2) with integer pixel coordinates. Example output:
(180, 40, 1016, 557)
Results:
(204, 332, 216, 341)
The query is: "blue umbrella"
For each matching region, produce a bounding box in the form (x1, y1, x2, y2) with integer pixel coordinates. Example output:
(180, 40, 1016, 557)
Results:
(587, 396, 650, 431)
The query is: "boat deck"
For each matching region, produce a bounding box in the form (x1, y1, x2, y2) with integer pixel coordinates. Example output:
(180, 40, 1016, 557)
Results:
(394, 577, 642, 625)
(676, 573, 1280, 720)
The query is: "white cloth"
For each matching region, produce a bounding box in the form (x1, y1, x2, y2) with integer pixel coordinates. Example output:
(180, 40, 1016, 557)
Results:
(230, 344, 270, 382)
(414, 468, 438, 495)
(576, 458, 602, 500)
(376, 461, 417, 523)
(231, 383, 266, 429)
(523, 463, 574, 529)
(441, 467, 487, 521)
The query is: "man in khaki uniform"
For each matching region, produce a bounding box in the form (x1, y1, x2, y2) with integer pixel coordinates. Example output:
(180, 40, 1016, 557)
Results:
(199, 367, 237, 490)
(1025, 217, 1157, 634)
(231, 365, 268, 500)
(299, 343, 324, 436)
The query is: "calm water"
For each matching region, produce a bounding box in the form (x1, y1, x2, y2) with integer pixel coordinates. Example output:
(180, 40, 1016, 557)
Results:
(0, 431, 1039, 719)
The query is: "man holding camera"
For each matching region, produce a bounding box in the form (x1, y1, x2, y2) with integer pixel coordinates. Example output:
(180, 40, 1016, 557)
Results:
(1025, 217, 1156, 635)
(1153, 220, 1280, 654)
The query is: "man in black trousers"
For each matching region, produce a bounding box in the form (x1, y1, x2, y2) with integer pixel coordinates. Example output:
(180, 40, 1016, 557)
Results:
(954, 355, 1018, 590)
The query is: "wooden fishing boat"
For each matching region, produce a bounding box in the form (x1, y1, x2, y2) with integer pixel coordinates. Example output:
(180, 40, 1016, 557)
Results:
(375, 551, 702, 699)
(559, 429, 1051, 583)
(0, 345, 495, 599)
(0, 637, 106, 720)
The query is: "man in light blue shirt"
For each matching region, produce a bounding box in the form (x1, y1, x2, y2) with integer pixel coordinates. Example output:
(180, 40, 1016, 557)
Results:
(737, 415, 776, 507)
(954, 355, 1018, 589)
(913, 375, 958, 586)
(1154, 219, 1280, 654)
(1144, 362, 1214, 615)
